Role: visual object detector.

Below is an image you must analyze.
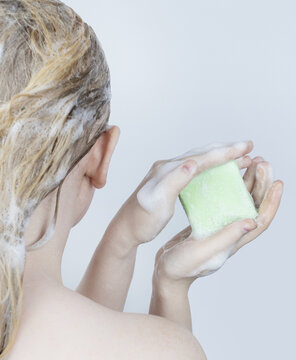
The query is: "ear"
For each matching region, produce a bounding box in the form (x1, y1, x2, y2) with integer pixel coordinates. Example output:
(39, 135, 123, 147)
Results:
(86, 125, 120, 188)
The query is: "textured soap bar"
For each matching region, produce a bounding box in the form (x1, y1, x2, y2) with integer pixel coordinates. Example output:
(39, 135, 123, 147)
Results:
(179, 160, 258, 238)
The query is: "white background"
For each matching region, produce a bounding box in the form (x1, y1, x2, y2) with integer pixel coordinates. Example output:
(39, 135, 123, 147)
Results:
(62, 1, 295, 359)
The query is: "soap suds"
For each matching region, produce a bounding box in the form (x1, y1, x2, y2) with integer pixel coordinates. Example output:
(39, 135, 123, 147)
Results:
(1, 92, 93, 261)
(1, 242, 25, 274)
(171, 142, 227, 160)
(7, 196, 22, 225)
(253, 162, 274, 207)
(187, 245, 235, 278)
(1, 195, 26, 271)
(137, 159, 184, 214)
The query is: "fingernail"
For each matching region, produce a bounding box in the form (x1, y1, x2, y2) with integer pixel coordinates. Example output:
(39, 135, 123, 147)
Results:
(243, 220, 257, 233)
(276, 180, 284, 190)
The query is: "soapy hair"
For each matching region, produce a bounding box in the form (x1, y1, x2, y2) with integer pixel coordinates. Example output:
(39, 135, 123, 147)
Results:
(0, 0, 111, 356)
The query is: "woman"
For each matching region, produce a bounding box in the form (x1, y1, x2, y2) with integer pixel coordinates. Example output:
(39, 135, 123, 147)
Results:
(0, 1, 283, 359)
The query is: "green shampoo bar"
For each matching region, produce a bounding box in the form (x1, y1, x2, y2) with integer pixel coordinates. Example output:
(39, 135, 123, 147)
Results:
(179, 160, 258, 238)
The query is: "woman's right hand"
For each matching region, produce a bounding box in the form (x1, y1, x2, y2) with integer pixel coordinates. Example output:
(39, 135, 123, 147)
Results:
(152, 157, 284, 292)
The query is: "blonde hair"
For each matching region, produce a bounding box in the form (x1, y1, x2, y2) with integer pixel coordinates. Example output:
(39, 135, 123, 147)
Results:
(0, 0, 111, 356)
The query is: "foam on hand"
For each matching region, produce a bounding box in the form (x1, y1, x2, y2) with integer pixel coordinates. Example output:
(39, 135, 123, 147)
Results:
(136, 159, 184, 214)
(179, 160, 258, 239)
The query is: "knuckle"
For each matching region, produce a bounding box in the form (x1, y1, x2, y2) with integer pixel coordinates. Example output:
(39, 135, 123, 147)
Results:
(152, 160, 161, 167)
(257, 162, 274, 182)
(152, 159, 166, 169)
(262, 218, 271, 228)
(253, 156, 264, 162)
(257, 214, 269, 228)
(260, 160, 270, 166)
(155, 247, 164, 262)
(257, 161, 270, 170)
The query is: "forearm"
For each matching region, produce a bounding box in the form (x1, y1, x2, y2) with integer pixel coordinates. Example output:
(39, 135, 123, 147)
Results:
(149, 275, 193, 331)
(76, 214, 138, 311)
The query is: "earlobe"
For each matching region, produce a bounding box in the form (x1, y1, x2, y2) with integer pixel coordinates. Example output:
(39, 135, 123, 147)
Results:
(88, 125, 120, 189)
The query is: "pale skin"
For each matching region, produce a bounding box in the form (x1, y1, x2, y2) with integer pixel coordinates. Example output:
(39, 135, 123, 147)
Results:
(7, 126, 283, 360)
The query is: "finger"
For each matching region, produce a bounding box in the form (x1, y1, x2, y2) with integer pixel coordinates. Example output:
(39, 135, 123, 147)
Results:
(164, 159, 199, 198)
(136, 157, 196, 212)
(162, 225, 192, 252)
(251, 161, 273, 208)
(243, 156, 264, 192)
(164, 142, 253, 197)
(155, 225, 192, 267)
(189, 218, 258, 264)
(171, 141, 253, 173)
(236, 155, 252, 169)
(172, 141, 253, 161)
(195, 140, 254, 174)
(231, 180, 284, 254)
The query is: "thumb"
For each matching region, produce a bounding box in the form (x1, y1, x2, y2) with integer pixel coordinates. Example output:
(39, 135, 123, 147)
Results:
(197, 218, 258, 258)
(165, 159, 198, 198)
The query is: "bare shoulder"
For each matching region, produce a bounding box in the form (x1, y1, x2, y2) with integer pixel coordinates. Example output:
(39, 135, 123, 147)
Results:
(70, 287, 207, 360)
(9, 285, 206, 360)
(117, 311, 207, 360)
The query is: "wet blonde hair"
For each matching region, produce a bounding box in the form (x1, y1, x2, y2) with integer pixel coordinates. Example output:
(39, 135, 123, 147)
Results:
(0, 0, 111, 356)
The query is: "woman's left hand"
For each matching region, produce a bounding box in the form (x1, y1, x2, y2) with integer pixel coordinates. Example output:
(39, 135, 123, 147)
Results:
(152, 157, 283, 289)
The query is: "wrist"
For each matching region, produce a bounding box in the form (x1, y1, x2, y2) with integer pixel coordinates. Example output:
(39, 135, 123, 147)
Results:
(101, 215, 139, 259)
(152, 270, 191, 301)
(150, 271, 193, 331)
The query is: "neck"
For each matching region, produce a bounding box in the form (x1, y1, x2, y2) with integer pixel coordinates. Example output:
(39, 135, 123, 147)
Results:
(22, 186, 70, 287)
(23, 224, 70, 287)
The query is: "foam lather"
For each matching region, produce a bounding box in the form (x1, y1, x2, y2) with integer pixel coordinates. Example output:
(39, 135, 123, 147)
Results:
(179, 160, 258, 239)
